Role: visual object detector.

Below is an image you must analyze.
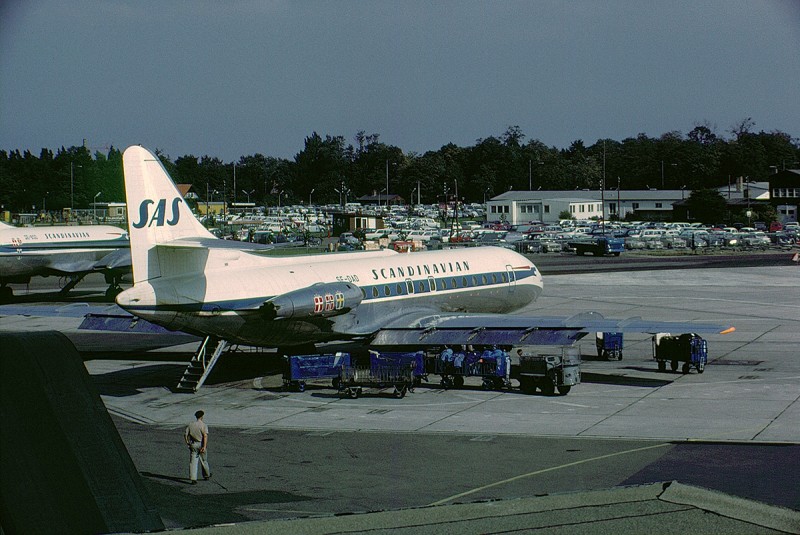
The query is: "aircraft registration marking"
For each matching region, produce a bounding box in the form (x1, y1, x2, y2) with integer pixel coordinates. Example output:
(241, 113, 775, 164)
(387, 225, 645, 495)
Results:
(335, 274, 360, 283)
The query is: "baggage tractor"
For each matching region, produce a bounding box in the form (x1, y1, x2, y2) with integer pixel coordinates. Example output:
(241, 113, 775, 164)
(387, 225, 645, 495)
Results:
(515, 347, 581, 396)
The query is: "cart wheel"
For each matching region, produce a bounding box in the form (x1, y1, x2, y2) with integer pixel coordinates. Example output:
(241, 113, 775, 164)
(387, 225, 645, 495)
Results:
(481, 378, 493, 390)
(332, 377, 340, 389)
(618, 352, 623, 361)
(441, 377, 452, 389)
(493, 377, 506, 390)
(453, 375, 464, 388)
(682, 362, 691, 374)
(393, 386, 407, 399)
(657, 360, 666, 372)
(297, 381, 306, 392)
(519, 378, 532, 394)
(670, 360, 679, 372)
(348, 388, 359, 399)
(540, 380, 555, 396)
(557, 385, 572, 395)
(602, 350, 609, 360)
(697, 363, 705, 374)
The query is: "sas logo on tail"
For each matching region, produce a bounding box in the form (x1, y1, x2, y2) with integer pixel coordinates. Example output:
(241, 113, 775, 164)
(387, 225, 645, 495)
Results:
(132, 198, 182, 228)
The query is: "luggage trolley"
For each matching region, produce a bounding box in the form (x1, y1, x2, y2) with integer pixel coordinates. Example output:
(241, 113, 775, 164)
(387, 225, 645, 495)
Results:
(652, 333, 707, 374)
(369, 350, 427, 387)
(435, 347, 511, 390)
(596, 332, 623, 360)
(338, 351, 416, 399)
(283, 353, 351, 392)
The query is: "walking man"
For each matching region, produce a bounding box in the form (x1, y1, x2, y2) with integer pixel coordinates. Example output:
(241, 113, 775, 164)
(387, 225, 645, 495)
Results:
(184, 410, 211, 484)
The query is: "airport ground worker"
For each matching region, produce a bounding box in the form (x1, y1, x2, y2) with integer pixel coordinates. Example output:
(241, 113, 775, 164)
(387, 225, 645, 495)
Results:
(184, 410, 211, 484)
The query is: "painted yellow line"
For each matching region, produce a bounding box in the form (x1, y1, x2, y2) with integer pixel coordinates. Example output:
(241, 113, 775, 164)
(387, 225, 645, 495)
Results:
(427, 442, 672, 507)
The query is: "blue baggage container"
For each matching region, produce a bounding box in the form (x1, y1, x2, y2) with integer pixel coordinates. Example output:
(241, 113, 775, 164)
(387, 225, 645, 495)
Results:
(596, 332, 623, 360)
(435, 348, 511, 389)
(369, 351, 426, 380)
(284, 353, 350, 391)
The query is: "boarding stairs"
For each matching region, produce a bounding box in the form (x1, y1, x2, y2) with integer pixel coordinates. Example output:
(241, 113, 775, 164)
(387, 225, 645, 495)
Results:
(175, 336, 229, 393)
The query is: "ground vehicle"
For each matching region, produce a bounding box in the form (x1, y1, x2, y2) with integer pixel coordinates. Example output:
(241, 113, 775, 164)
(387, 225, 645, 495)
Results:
(514, 349, 581, 395)
(653, 333, 707, 374)
(283, 353, 351, 391)
(569, 237, 624, 256)
(595, 332, 623, 360)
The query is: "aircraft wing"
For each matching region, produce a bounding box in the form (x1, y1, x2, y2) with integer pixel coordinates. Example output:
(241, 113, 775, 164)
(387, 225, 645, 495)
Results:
(369, 311, 734, 347)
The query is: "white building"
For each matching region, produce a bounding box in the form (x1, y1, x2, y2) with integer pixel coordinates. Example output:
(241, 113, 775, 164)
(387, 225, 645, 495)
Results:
(487, 190, 688, 224)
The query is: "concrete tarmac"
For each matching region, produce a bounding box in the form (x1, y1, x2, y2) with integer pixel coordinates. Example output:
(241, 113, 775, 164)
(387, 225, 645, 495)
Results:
(82, 265, 800, 532)
(3, 263, 800, 532)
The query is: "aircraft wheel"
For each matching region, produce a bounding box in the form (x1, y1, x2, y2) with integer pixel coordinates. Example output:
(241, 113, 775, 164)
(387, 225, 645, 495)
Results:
(557, 385, 572, 395)
(670, 360, 679, 372)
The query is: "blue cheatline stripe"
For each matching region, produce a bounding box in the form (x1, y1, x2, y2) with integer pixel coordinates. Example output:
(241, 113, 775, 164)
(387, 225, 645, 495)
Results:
(0, 239, 129, 253)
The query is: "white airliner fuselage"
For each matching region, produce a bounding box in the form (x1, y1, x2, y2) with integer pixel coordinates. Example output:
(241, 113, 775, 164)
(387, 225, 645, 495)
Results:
(0, 224, 130, 299)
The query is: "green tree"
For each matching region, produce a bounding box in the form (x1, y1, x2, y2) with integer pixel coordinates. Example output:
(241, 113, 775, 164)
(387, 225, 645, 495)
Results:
(685, 188, 728, 224)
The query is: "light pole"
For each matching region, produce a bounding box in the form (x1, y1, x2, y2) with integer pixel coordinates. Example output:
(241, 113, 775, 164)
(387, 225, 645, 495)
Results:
(93, 192, 102, 220)
(410, 187, 416, 208)
(309, 188, 315, 207)
(529, 160, 543, 190)
(42, 191, 49, 214)
(242, 189, 255, 203)
(660, 161, 677, 188)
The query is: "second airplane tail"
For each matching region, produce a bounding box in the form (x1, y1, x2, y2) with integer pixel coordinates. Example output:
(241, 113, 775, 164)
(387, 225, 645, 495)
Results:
(122, 145, 216, 283)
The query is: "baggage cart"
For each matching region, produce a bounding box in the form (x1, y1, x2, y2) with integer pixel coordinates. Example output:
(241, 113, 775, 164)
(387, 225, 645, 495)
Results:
(283, 352, 351, 392)
(652, 333, 707, 374)
(596, 332, 623, 360)
(514, 348, 581, 395)
(369, 350, 426, 386)
(435, 347, 511, 390)
(337, 364, 414, 399)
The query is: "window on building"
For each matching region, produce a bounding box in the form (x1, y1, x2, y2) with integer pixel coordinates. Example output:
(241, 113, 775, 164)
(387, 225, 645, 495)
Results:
(503, 205, 510, 213)
(655, 203, 662, 208)
(632, 202, 640, 209)
(491, 206, 497, 213)
(544, 205, 550, 213)
(569, 206, 575, 213)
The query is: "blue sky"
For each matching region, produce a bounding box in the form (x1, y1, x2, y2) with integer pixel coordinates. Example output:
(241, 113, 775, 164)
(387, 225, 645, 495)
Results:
(1, 1, 798, 161)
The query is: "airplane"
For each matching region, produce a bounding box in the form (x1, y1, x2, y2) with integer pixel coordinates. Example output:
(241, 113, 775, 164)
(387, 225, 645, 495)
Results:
(115, 145, 734, 391)
(0, 221, 131, 301)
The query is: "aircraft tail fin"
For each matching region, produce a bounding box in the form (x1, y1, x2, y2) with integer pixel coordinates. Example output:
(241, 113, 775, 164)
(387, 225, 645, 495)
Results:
(122, 146, 215, 283)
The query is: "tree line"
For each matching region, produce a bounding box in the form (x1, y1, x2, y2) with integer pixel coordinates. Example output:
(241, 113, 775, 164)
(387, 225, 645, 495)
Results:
(1, 119, 798, 214)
